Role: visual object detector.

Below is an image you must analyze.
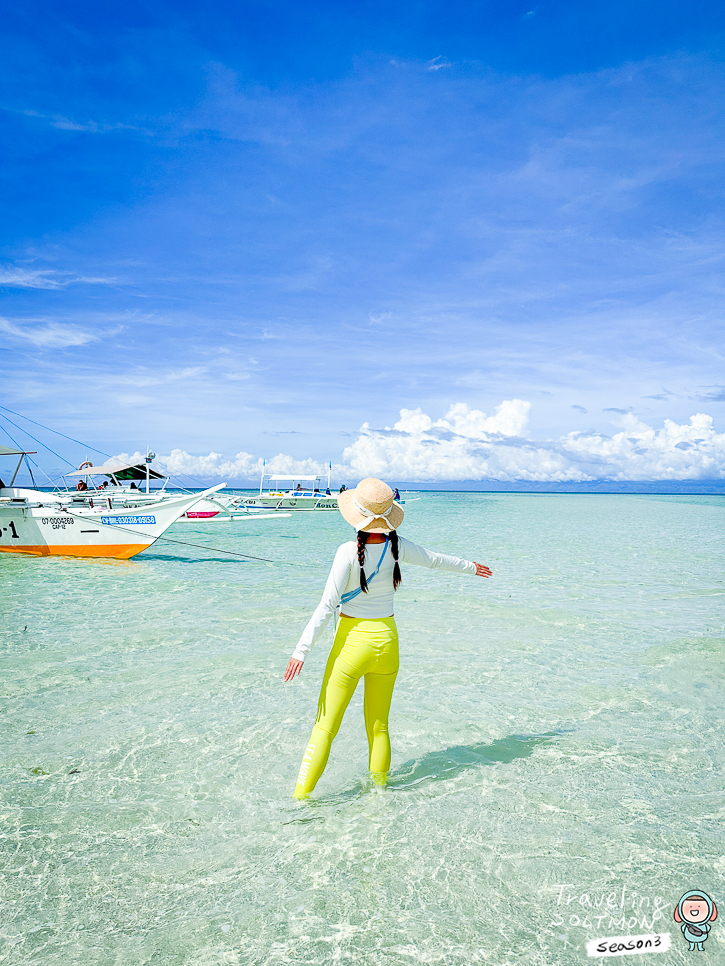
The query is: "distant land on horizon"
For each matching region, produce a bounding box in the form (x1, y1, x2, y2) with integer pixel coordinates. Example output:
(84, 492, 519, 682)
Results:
(391, 480, 725, 494)
(164, 479, 725, 495)
(29, 477, 725, 496)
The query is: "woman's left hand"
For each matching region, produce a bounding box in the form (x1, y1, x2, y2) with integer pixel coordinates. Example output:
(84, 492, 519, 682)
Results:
(474, 562, 492, 577)
(284, 658, 304, 682)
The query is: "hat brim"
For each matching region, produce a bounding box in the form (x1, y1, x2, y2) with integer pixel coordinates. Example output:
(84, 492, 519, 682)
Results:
(337, 488, 404, 532)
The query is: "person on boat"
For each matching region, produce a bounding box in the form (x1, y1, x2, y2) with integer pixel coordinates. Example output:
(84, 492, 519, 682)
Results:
(339, 484, 347, 493)
(284, 477, 492, 798)
(296, 483, 303, 491)
(392, 487, 400, 501)
(75, 479, 88, 491)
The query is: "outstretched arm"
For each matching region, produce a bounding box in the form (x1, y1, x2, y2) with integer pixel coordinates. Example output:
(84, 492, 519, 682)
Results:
(399, 536, 491, 577)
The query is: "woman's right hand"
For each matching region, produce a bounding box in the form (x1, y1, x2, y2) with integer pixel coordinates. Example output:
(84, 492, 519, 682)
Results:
(284, 658, 304, 682)
(474, 562, 492, 578)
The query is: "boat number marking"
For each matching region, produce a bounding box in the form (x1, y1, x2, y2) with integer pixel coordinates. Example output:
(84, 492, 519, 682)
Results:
(101, 515, 156, 525)
(3, 521, 20, 538)
(40, 517, 75, 528)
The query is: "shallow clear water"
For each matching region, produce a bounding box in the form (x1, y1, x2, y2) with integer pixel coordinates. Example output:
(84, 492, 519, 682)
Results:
(2, 494, 724, 965)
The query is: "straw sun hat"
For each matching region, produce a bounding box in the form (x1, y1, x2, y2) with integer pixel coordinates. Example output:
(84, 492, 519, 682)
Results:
(337, 478, 404, 532)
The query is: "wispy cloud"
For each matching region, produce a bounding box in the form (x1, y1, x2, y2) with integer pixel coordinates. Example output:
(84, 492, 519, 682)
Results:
(0, 317, 101, 348)
(16, 109, 147, 136)
(644, 390, 676, 401)
(697, 386, 725, 402)
(0, 267, 115, 290)
(118, 367, 207, 388)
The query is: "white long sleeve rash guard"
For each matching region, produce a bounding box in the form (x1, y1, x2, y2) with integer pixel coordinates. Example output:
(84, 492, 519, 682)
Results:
(291, 536, 477, 662)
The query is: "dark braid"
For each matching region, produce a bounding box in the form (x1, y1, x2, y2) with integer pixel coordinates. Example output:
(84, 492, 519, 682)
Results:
(357, 529, 402, 593)
(390, 529, 402, 590)
(357, 530, 369, 593)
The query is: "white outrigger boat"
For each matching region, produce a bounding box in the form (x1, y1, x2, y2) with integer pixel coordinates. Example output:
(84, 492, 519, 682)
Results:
(0, 445, 228, 559)
(60, 454, 290, 522)
(241, 473, 339, 511)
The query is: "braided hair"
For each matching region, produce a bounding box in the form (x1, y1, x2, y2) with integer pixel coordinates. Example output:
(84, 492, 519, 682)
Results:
(356, 529, 402, 593)
(390, 529, 402, 590)
(357, 530, 369, 593)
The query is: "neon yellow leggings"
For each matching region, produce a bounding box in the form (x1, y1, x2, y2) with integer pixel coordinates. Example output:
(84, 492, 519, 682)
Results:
(294, 616, 399, 798)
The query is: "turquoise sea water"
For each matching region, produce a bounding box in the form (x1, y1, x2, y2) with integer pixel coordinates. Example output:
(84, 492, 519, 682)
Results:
(2, 493, 724, 965)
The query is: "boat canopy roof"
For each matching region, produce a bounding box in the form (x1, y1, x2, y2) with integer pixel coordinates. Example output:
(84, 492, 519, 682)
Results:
(268, 474, 322, 482)
(66, 459, 166, 481)
(0, 444, 36, 456)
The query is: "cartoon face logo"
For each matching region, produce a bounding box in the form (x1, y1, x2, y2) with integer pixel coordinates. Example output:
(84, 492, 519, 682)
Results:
(684, 898, 709, 923)
(674, 890, 718, 952)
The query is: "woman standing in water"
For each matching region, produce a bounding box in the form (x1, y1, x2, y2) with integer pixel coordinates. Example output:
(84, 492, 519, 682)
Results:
(284, 478, 492, 798)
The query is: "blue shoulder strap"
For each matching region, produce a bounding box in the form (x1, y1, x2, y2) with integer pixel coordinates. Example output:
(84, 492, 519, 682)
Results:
(340, 537, 389, 606)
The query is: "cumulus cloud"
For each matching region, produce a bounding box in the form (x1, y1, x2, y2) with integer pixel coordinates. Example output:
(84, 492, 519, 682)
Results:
(343, 405, 725, 482)
(340, 401, 585, 482)
(562, 412, 725, 480)
(130, 401, 725, 484)
(118, 449, 330, 482)
(390, 400, 532, 439)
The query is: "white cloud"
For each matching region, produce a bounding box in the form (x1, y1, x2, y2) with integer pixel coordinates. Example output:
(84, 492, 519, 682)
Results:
(0, 317, 100, 348)
(347, 406, 725, 482)
(0, 267, 114, 289)
(18, 109, 145, 136)
(342, 401, 580, 482)
(404, 400, 532, 438)
(0, 268, 64, 289)
(137, 401, 725, 483)
(120, 367, 207, 388)
(118, 449, 329, 482)
(562, 412, 725, 480)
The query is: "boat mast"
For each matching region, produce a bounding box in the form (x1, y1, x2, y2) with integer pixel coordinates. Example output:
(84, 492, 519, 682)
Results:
(145, 448, 155, 495)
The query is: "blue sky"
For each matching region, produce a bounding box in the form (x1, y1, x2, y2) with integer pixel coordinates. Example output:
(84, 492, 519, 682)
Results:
(2, 1, 725, 483)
